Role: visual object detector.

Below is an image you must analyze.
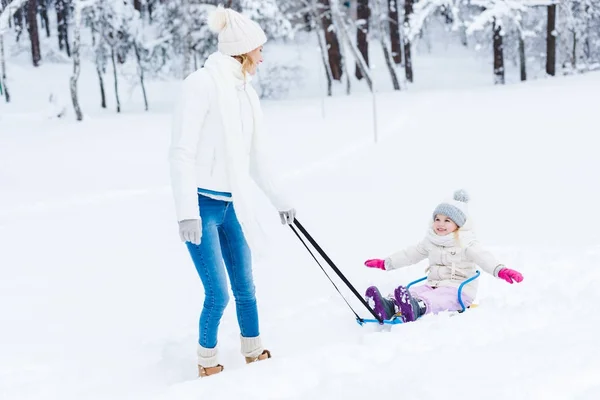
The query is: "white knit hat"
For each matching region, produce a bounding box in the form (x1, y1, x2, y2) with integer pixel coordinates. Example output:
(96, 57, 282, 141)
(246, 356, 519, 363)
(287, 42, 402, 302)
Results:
(207, 5, 267, 56)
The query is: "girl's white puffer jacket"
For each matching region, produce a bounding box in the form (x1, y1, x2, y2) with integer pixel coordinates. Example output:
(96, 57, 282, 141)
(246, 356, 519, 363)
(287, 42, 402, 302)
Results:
(384, 222, 504, 299)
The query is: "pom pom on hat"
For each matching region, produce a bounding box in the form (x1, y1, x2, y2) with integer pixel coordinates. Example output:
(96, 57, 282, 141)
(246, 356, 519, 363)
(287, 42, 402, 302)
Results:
(206, 5, 267, 56)
(453, 189, 470, 203)
(208, 5, 229, 33)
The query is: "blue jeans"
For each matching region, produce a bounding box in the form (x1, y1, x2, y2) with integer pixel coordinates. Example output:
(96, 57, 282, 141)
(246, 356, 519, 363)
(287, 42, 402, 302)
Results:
(185, 193, 259, 349)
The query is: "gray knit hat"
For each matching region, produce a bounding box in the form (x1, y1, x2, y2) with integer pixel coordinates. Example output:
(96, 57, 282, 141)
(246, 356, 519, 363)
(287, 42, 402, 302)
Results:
(432, 189, 470, 227)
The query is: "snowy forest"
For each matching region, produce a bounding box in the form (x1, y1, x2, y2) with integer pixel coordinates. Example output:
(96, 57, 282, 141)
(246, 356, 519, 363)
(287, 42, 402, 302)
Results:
(1, 0, 599, 120)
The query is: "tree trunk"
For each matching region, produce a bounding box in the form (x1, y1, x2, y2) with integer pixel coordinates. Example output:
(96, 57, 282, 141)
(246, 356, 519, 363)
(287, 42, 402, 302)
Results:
(111, 48, 121, 113)
(373, 0, 399, 90)
(56, 0, 70, 56)
(388, 0, 401, 64)
(493, 18, 504, 84)
(404, 0, 414, 82)
(312, 3, 333, 97)
(134, 42, 149, 111)
(0, 34, 10, 103)
(70, 0, 83, 121)
(519, 32, 526, 81)
(27, 0, 41, 66)
(572, 30, 577, 71)
(381, 37, 400, 90)
(331, 3, 372, 90)
(340, 36, 351, 94)
(546, 4, 556, 76)
(96, 63, 106, 108)
(14, 7, 23, 41)
(39, 0, 50, 37)
(355, 0, 369, 80)
(318, 0, 343, 81)
(133, 0, 141, 12)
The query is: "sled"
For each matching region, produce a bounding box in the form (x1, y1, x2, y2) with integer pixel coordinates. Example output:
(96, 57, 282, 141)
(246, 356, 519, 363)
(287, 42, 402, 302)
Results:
(356, 270, 481, 326)
(289, 219, 481, 327)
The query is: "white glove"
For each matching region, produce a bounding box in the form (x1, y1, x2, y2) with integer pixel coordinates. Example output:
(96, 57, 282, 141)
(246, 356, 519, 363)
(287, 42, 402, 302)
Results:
(178, 219, 201, 245)
(279, 209, 296, 225)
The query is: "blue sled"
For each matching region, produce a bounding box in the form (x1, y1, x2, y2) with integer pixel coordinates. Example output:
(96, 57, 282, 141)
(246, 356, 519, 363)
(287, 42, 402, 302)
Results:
(357, 270, 481, 326)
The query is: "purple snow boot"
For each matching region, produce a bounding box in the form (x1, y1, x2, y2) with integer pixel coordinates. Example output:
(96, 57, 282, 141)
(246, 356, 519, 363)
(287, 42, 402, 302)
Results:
(365, 286, 396, 321)
(394, 286, 417, 322)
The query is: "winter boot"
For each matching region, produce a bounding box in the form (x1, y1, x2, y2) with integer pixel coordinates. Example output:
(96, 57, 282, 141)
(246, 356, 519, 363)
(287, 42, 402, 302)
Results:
(393, 286, 417, 322)
(245, 349, 271, 364)
(365, 286, 397, 321)
(198, 364, 224, 378)
(393, 286, 427, 322)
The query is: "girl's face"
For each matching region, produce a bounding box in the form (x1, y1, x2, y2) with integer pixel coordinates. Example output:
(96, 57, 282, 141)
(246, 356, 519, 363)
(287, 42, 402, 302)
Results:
(433, 214, 458, 235)
(245, 46, 264, 75)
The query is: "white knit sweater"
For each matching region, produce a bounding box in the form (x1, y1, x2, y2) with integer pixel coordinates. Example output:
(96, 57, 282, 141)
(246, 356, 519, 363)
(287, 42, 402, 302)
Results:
(169, 52, 291, 248)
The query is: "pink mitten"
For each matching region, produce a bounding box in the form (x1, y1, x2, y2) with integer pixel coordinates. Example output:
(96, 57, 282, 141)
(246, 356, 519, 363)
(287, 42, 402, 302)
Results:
(364, 259, 386, 270)
(498, 268, 523, 284)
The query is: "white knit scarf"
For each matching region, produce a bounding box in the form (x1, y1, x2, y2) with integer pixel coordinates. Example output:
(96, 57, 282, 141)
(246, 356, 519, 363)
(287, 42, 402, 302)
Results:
(203, 51, 268, 253)
(426, 226, 477, 248)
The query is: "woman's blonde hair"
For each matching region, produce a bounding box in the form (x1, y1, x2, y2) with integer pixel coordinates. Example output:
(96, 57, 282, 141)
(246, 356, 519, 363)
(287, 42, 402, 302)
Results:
(234, 53, 255, 77)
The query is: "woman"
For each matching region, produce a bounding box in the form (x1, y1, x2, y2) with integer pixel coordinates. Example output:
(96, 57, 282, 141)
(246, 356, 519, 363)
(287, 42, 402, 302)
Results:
(169, 5, 296, 378)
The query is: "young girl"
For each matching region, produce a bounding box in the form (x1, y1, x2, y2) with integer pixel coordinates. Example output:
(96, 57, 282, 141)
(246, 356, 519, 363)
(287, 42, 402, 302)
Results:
(364, 190, 523, 323)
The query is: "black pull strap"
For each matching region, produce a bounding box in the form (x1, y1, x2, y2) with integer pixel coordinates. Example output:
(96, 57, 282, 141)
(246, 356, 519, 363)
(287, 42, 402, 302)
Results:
(290, 218, 382, 323)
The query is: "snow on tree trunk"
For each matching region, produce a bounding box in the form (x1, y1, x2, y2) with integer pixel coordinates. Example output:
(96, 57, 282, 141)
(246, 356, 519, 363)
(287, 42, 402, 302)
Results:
(318, 0, 343, 81)
(355, 0, 369, 80)
(110, 47, 121, 113)
(134, 42, 148, 111)
(0, 33, 9, 102)
(546, 4, 557, 76)
(493, 18, 504, 84)
(388, 0, 401, 64)
(373, 0, 399, 90)
(519, 31, 527, 81)
(70, 0, 83, 121)
(403, 0, 414, 83)
(27, 0, 41, 66)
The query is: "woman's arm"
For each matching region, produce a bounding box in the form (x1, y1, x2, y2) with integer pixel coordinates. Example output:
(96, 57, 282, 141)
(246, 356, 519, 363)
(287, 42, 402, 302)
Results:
(169, 71, 211, 222)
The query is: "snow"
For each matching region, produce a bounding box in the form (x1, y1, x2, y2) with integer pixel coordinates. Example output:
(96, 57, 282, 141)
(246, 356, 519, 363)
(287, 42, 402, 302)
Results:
(2, 29, 600, 400)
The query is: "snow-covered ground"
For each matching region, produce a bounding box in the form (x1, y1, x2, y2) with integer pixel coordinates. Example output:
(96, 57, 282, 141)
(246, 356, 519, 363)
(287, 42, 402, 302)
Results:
(2, 32, 600, 399)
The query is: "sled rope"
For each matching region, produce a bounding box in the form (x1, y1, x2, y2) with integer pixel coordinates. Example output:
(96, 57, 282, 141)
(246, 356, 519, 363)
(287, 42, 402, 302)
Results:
(290, 219, 383, 324)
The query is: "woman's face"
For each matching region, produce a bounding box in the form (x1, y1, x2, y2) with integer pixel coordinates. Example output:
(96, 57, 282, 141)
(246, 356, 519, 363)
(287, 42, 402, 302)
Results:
(245, 46, 264, 75)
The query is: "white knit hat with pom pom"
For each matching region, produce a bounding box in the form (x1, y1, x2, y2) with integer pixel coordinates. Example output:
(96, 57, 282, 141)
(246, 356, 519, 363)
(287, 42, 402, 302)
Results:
(207, 5, 267, 56)
(432, 189, 470, 227)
